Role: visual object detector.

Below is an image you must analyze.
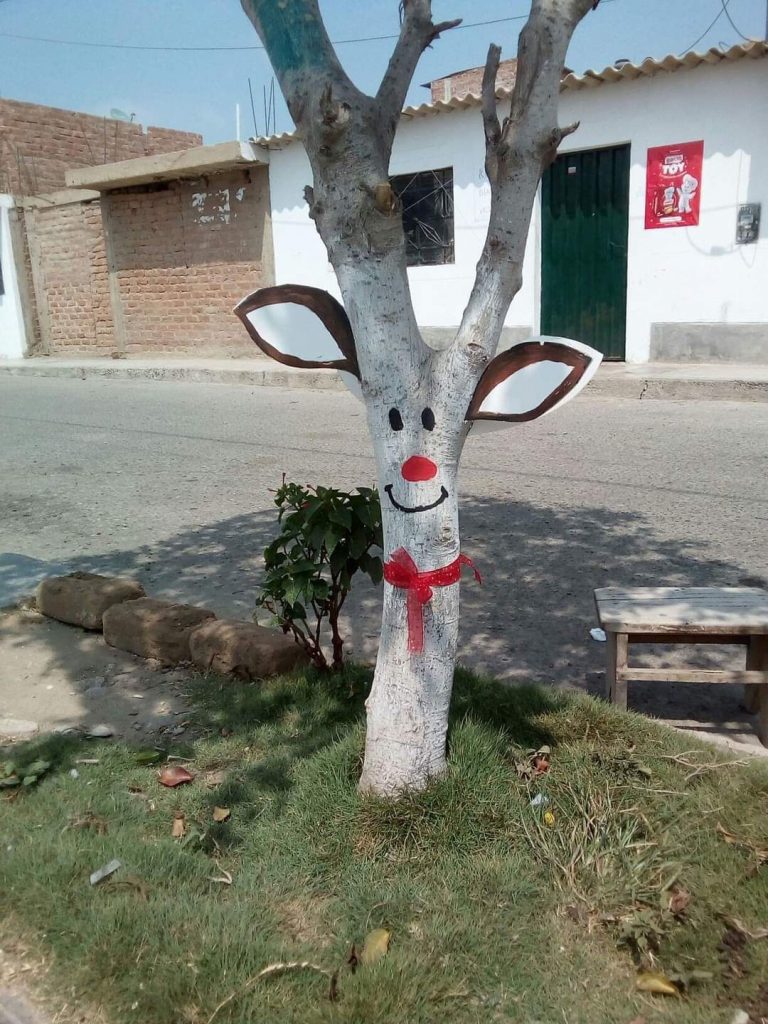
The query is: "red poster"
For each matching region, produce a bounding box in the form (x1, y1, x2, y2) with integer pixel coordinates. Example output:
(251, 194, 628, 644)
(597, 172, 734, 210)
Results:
(645, 139, 704, 229)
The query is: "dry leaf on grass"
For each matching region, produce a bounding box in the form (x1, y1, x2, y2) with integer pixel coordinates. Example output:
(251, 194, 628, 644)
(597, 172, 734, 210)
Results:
(722, 915, 768, 941)
(172, 812, 186, 839)
(158, 765, 194, 788)
(212, 806, 230, 823)
(635, 971, 679, 996)
(716, 823, 768, 864)
(204, 769, 228, 788)
(360, 928, 391, 965)
(667, 885, 691, 917)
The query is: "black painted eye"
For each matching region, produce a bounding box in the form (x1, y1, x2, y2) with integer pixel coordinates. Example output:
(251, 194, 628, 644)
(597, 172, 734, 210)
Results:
(388, 408, 404, 431)
(421, 407, 435, 431)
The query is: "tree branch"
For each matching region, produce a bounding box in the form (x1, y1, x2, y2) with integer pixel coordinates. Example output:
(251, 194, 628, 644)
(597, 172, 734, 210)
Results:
(376, 1, 461, 145)
(480, 44, 502, 183)
(456, 0, 598, 362)
(239, 0, 366, 130)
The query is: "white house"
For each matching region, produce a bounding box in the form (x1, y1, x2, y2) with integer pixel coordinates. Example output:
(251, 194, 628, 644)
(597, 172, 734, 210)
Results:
(262, 41, 768, 364)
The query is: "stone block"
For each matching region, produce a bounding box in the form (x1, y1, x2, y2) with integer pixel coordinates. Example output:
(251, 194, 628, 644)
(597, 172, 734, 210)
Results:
(102, 598, 215, 665)
(189, 619, 309, 680)
(36, 572, 145, 630)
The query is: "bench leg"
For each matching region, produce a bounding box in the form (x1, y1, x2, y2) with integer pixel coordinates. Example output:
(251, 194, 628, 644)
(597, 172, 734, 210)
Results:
(606, 632, 628, 711)
(744, 637, 767, 714)
(745, 637, 768, 746)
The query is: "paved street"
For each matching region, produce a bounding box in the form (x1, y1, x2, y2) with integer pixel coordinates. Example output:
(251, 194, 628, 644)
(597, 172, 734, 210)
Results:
(1, 375, 767, 749)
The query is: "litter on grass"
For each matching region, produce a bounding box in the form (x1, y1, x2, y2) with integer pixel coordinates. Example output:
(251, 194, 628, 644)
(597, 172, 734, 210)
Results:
(89, 858, 122, 886)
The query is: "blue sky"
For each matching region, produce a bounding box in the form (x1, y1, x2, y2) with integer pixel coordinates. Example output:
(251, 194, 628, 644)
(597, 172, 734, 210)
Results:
(1, 0, 765, 143)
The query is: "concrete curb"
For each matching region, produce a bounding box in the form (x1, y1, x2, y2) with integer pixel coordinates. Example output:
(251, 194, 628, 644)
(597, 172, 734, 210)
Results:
(588, 375, 768, 403)
(0, 360, 345, 392)
(1, 359, 767, 402)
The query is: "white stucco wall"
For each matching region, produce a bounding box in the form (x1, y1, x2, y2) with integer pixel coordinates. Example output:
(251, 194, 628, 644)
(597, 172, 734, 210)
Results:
(0, 195, 27, 359)
(267, 56, 767, 363)
(556, 58, 768, 362)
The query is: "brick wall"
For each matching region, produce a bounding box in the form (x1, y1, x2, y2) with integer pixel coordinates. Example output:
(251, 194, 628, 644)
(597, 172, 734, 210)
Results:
(23, 197, 115, 355)
(0, 98, 201, 196)
(105, 167, 273, 355)
(429, 59, 518, 102)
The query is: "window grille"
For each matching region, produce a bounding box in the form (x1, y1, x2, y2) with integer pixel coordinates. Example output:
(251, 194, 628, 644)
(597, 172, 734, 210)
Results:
(391, 166, 454, 267)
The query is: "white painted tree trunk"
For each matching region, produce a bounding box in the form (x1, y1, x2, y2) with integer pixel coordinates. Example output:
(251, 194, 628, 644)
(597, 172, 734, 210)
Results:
(240, 0, 598, 797)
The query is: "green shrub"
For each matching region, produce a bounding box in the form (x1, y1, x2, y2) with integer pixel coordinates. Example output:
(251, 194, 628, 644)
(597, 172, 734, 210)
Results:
(256, 480, 383, 670)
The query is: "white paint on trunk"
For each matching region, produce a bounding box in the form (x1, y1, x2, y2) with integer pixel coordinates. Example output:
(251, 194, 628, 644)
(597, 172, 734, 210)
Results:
(239, 0, 599, 797)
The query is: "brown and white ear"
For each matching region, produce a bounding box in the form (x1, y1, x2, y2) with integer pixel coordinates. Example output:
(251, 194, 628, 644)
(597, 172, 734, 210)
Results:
(466, 337, 602, 423)
(234, 284, 359, 377)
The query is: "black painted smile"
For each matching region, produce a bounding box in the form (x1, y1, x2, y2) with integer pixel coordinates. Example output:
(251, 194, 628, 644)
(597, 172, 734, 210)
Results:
(384, 484, 449, 514)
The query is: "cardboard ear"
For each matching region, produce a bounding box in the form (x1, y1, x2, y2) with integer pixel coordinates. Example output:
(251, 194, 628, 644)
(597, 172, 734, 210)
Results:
(234, 284, 359, 377)
(466, 337, 602, 423)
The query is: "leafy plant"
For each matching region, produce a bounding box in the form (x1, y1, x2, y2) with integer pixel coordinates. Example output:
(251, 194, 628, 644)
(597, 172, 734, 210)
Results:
(256, 480, 383, 670)
(1, 758, 51, 788)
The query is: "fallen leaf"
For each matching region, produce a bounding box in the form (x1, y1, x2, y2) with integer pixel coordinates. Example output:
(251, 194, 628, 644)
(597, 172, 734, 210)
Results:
(543, 810, 556, 827)
(204, 769, 228, 788)
(158, 765, 194, 788)
(667, 885, 691, 917)
(722, 915, 768, 941)
(172, 812, 186, 839)
(716, 823, 768, 865)
(135, 749, 163, 766)
(212, 806, 231, 823)
(635, 971, 678, 996)
(360, 928, 391, 966)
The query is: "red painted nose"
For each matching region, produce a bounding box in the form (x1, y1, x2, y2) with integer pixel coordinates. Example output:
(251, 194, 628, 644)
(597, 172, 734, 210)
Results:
(401, 455, 437, 482)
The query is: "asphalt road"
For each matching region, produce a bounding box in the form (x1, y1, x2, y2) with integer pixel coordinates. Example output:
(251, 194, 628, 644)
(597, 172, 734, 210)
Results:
(2, 375, 767, 746)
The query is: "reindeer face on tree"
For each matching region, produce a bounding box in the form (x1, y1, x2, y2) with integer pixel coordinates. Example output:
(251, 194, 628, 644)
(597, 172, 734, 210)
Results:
(235, 283, 601, 522)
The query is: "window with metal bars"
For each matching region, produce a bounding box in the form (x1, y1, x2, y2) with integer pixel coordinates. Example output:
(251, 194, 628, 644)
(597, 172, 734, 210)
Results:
(391, 167, 454, 267)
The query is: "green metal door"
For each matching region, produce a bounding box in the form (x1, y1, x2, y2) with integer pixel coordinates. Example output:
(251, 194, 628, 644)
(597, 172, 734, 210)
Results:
(541, 144, 629, 360)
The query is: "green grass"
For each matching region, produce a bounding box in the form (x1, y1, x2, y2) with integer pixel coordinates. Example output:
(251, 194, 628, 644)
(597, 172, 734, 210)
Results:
(1, 665, 767, 1024)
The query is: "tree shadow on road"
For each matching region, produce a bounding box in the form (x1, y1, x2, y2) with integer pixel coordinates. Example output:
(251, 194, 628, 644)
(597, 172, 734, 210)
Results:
(2, 493, 766, 753)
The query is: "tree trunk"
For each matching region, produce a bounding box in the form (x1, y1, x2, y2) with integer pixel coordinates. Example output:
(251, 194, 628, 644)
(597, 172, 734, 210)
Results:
(239, 0, 600, 798)
(360, 476, 463, 794)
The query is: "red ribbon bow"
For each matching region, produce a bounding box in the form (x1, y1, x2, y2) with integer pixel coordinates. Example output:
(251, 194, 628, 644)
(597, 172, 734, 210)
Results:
(383, 548, 482, 654)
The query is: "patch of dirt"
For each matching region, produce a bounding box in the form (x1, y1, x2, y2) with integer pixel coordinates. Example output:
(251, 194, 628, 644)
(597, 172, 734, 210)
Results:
(0, 606, 199, 744)
(276, 896, 332, 947)
(0, 928, 106, 1024)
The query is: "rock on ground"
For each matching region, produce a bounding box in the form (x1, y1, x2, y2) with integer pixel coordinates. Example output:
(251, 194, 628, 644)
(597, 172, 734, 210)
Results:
(189, 618, 310, 679)
(36, 573, 145, 630)
(102, 598, 215, 665)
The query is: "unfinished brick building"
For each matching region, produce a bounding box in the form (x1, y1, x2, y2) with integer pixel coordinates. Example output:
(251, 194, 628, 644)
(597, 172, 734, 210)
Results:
(1, 99, 274, 359)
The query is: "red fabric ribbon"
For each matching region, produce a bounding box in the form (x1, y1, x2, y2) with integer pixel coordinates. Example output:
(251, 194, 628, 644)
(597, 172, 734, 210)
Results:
(383, 548, 482, 654)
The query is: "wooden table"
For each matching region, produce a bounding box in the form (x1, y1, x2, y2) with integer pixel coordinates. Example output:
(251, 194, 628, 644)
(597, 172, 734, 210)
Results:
(594, 587, 768, 746)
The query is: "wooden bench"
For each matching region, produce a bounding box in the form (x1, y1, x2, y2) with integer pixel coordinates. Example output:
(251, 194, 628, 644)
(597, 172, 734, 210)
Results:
(594, 587, 768, 746)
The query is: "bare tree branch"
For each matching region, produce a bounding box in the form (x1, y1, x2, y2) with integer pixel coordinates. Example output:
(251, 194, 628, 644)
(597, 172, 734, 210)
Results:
(456, 0, 598, 361)
(239, 0, 365, 131)
(480, 44, 502, 182)
(377, 1, 461, 145)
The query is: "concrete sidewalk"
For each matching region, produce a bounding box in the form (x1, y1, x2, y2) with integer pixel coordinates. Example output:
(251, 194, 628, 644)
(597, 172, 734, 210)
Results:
(1, 355, 768, 402)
